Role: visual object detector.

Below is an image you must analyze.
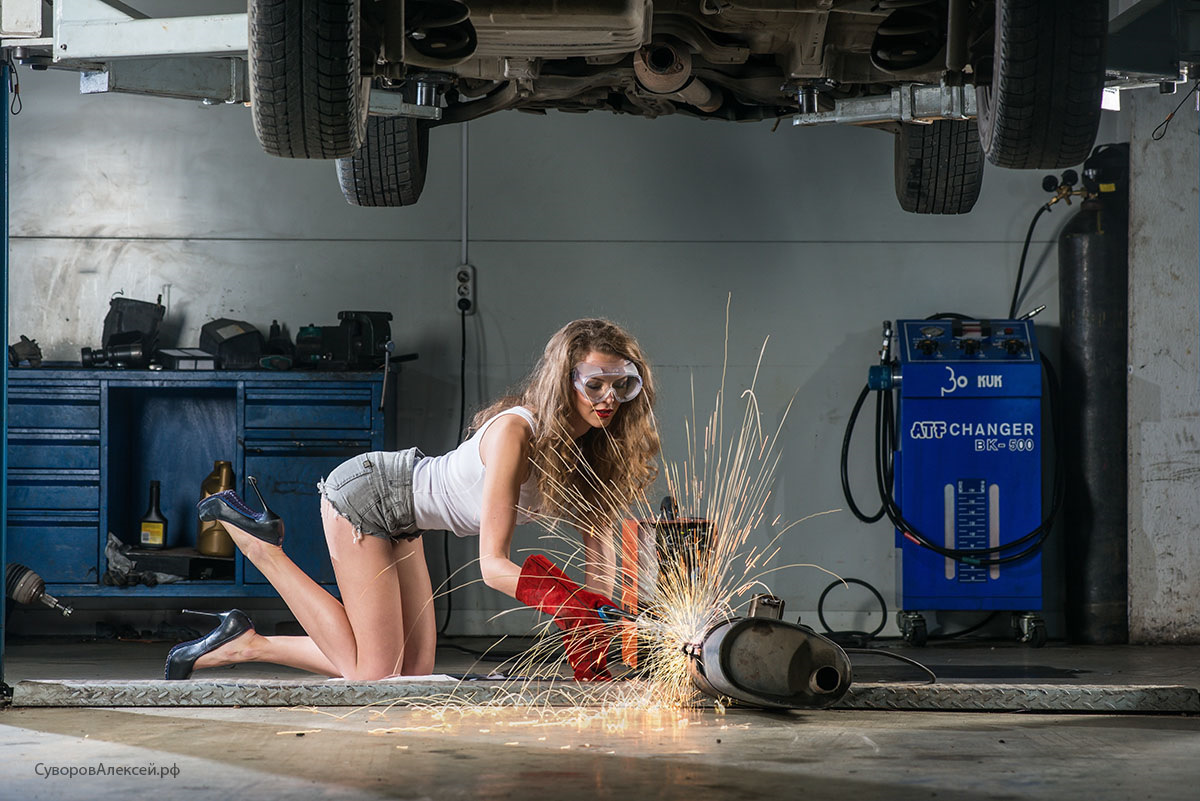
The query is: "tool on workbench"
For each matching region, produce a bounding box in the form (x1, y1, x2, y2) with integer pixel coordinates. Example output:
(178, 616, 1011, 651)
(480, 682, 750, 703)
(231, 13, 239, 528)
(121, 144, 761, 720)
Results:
(80, 293, 165, 369)
(8, 334, 42, 367)
(293, 311, 394, 370)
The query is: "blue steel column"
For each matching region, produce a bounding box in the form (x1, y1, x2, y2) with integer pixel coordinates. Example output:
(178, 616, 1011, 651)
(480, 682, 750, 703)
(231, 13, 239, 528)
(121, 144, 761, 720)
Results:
(1, 59, 10, 687)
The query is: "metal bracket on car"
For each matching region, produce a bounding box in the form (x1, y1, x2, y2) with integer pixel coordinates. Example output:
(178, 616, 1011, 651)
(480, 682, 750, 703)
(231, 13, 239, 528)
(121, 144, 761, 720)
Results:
(368, 91, 443, 121)
(792, 80, 977, 127)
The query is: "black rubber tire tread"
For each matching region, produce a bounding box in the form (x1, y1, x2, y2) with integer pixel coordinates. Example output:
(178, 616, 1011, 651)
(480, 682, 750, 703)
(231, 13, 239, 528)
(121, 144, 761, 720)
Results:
(977, 0, 1107, 169)
(250, 0, 364, 159)
(894, 119, 984, 214)
(335, 116, 429, 207)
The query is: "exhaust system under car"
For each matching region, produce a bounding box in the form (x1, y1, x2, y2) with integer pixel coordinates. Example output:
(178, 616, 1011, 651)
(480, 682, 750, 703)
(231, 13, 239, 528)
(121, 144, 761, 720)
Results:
(633, 41, 723, 113)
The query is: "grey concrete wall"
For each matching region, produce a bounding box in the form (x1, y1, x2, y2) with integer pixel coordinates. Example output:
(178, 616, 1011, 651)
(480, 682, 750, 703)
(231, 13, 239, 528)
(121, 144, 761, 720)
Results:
(7, 67, 1129, 637)
(1127, 90, 1200, 644)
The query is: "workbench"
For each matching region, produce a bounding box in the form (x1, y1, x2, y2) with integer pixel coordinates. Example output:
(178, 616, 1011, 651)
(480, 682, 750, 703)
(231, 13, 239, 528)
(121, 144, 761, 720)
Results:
(5, 368, 394, 598)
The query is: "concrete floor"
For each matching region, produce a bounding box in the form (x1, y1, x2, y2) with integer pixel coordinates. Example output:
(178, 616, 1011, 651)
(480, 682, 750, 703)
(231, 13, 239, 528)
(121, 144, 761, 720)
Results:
(3, 640, 1200, 800)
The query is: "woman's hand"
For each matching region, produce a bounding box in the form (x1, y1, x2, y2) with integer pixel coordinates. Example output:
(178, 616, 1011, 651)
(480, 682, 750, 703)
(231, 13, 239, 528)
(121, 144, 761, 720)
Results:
(515, 553, 615, 680)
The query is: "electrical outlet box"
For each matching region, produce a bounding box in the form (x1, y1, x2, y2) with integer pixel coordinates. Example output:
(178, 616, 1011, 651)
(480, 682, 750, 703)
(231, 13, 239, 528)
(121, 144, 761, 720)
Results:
(454, 264, 476, 315)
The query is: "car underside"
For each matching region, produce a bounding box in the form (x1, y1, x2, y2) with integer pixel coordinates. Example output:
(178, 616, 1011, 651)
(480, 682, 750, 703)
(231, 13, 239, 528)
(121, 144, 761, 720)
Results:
(239, 0, 1110, 213)
(364, 0, 972, 123)
(384, 0, 942, 120)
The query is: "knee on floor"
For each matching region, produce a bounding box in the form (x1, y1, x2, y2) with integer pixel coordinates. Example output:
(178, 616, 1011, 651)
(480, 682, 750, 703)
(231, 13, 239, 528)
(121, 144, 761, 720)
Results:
(342, 665, 399, 681)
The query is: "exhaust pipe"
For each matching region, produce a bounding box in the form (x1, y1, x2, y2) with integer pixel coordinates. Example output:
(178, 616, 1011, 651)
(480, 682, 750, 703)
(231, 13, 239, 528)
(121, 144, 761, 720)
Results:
(633, 42, 722, 113)
(685, 594, 852, 709)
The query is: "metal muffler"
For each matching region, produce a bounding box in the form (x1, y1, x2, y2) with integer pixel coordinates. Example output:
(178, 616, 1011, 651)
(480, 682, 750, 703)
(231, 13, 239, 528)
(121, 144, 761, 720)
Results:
(632, 41, 723, 113)
(685, 594, 852, 709)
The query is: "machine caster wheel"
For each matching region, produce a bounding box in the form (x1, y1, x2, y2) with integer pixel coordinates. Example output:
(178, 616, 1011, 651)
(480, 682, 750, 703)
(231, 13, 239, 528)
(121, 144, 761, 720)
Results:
(899, 611, 928, 647)
(1013, 613, 1047, 648)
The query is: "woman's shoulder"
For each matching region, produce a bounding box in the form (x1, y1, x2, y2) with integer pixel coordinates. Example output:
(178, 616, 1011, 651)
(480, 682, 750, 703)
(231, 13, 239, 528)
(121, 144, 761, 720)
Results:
(477, 406, 535, 435)
(478, 410, 534, 452)
(477, 410, 534, 474)
(490, 409, 534, 434)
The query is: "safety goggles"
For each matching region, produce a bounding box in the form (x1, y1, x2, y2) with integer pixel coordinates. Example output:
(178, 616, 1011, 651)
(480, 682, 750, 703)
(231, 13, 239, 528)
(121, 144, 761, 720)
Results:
(572, 360, 643, 404)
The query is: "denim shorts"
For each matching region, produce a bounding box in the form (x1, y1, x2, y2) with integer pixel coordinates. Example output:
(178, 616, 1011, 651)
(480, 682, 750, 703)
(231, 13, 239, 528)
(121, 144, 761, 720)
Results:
(317, 448, 425, 542)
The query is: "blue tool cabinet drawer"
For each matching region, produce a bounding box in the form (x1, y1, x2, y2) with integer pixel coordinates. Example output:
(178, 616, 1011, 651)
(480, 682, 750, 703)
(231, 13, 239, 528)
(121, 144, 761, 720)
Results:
(7, 430, 101, 471)
(7, 384, 101, 429)
(7, 469, 101, 511)
(244, 387, 374, 431)
(6, 512, 99, 583)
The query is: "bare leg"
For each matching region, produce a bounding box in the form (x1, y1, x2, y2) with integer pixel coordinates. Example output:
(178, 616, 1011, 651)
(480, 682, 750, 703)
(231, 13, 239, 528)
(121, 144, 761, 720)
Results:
(195, 631, 340, 676)
(196, 540, 435, 676)
(395, 536, 437, 675)
(217, 498, 411, 680)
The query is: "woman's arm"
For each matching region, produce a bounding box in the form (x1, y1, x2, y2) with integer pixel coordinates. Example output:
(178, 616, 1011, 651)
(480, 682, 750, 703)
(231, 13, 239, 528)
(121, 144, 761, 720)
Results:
(582, 525, 617, 599)
(476, 414, 534, 598)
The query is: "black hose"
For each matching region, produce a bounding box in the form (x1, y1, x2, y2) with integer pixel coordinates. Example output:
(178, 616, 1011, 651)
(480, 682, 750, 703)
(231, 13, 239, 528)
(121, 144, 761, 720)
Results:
(1008, 203, 1052, 318)
(841, 385, 886, 523)
(817, 577, 888, 645)
(844, 647, 937, 684)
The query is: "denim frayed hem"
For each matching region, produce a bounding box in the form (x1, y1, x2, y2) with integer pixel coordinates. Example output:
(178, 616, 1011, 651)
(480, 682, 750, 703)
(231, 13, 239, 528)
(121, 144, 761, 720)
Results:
(318, 479, 424, 544)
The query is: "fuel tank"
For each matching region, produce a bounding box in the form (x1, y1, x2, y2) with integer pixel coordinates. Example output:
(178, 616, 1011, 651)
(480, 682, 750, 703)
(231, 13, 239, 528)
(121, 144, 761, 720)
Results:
(469, 0, 651, 57)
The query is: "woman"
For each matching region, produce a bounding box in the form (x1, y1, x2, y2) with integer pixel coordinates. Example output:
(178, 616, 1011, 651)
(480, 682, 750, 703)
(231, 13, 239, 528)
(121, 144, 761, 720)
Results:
(165, 318, 659, 682)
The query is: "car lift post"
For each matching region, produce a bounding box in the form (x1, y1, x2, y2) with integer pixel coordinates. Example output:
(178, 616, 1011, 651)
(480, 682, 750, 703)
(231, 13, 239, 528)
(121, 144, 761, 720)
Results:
(2, 55, 10, 699)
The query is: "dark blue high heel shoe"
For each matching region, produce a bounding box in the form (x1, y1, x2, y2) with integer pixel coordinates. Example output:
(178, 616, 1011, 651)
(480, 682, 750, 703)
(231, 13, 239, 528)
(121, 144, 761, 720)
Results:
(196, 475, 284, 547)
(164, 609, 254, 680)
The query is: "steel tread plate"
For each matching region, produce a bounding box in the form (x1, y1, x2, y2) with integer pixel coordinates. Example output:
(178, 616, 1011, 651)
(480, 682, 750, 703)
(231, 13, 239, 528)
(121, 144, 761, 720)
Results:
(12, 679, 1200, 712)
(838, 682, 1200, 713)
(11, 678, 605, 708)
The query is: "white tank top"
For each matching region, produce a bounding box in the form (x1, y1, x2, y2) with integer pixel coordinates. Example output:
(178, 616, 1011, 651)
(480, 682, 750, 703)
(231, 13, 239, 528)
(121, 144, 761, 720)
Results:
(411, 406, 541, 537)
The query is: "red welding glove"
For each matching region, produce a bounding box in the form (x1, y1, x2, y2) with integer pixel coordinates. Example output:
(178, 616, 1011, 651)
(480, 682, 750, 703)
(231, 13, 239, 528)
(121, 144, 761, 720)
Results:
(515, 553, 615, 681)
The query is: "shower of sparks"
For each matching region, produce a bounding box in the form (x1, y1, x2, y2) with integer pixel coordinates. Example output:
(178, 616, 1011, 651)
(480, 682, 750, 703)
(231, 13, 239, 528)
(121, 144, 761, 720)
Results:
(505, 305, 841, 711)
(349, 302, 841, 727)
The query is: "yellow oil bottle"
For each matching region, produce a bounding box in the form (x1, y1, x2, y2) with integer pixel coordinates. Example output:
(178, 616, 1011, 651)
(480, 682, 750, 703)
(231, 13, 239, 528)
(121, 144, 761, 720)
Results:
(197, 460, 235, 557)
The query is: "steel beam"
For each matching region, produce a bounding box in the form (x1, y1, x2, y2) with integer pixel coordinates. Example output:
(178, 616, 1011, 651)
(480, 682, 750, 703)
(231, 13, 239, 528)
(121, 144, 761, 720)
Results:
(80, 57, 249, 104)
(53, 0, 247, 62)
(792, 82, 977, 128)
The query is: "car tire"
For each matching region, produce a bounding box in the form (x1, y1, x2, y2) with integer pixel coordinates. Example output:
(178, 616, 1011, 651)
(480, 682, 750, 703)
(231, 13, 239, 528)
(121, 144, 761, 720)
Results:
(249, 0, 367, 159)
(336, 116, 429, 207)
(894, 120, 984, 215)
(975, 0, 1107, 169)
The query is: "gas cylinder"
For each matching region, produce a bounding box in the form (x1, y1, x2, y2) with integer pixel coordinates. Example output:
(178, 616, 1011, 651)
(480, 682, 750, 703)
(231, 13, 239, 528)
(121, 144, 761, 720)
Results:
(1058, 143, 1129, 644)
(197, 460, 236, 557)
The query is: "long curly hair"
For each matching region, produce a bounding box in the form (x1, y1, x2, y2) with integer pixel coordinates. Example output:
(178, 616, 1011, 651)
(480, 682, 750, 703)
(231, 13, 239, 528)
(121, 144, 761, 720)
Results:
(471, 318, 660, 524)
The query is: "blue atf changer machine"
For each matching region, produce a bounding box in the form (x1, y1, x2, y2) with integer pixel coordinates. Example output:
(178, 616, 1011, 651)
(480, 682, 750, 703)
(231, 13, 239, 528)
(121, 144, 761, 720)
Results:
(875, 319, 1045, 646)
